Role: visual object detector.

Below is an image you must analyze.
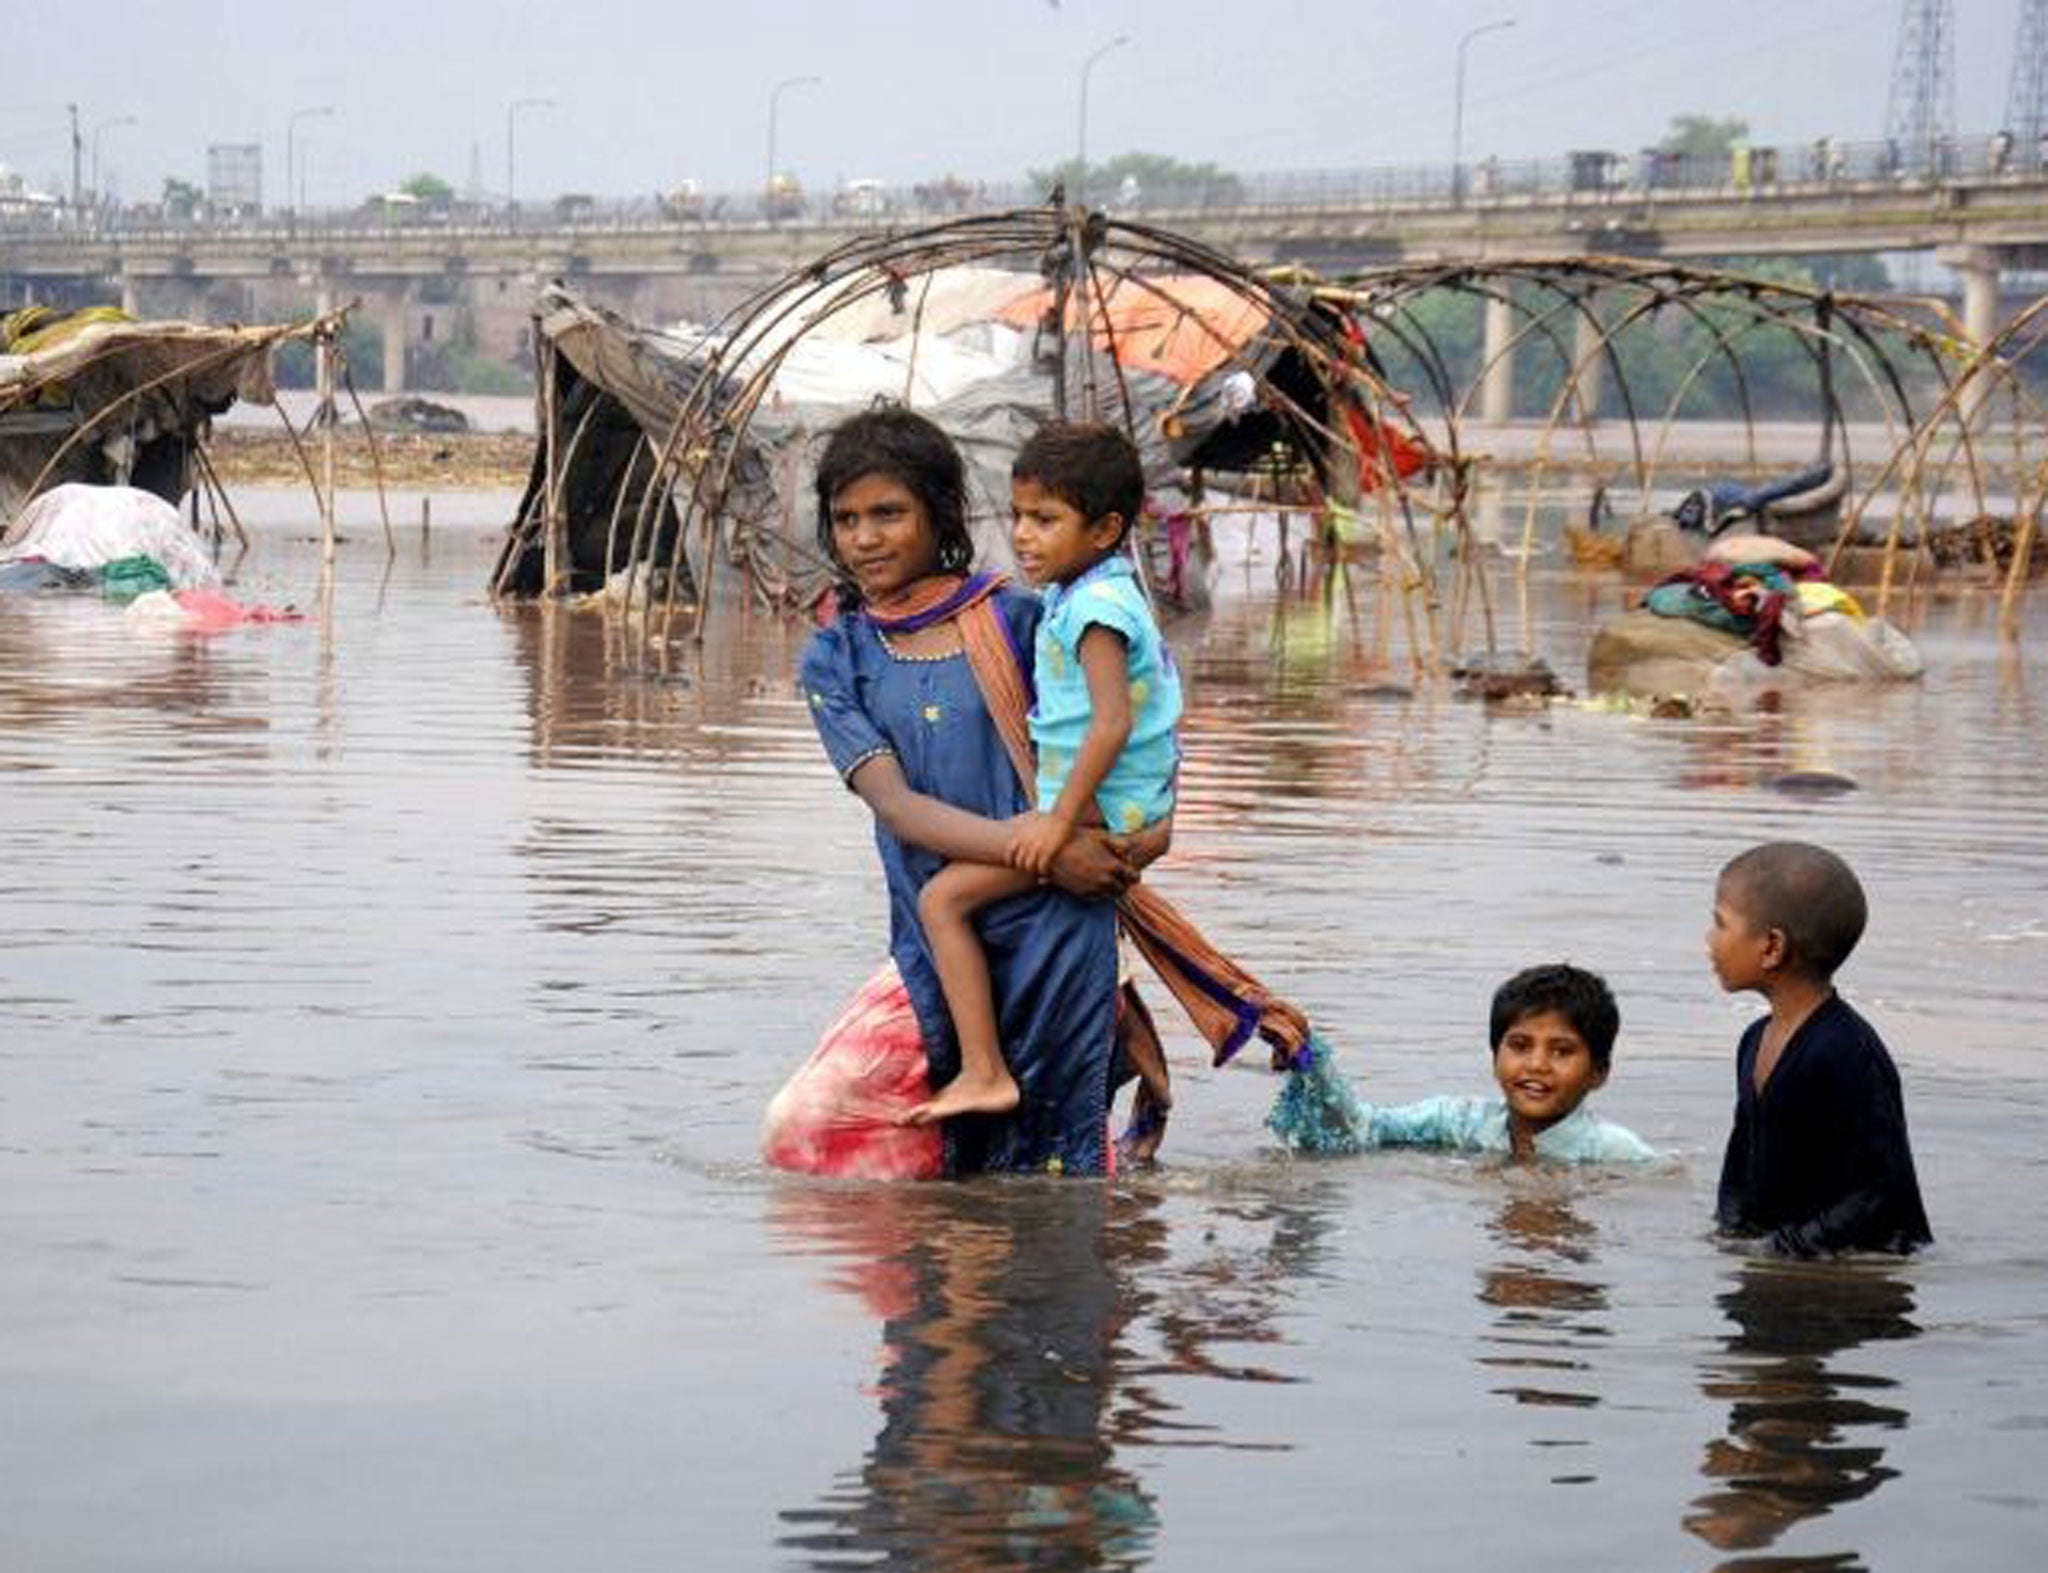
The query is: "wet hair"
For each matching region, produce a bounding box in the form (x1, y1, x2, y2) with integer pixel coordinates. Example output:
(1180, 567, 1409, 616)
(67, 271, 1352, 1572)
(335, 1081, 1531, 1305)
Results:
(814, 404, 974, 607)
(1719, 841, 1868, 980)
(1489, 963, 1621, 1073)
(1012, 421, 1146, 545)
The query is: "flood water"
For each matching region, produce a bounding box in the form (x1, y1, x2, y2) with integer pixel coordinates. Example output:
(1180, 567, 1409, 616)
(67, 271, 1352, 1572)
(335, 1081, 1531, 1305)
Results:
(4, 491, 2046, 1572)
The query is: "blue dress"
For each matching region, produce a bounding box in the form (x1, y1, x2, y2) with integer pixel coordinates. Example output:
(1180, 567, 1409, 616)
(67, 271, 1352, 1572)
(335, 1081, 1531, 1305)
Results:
(800, 586, 1119, 1175)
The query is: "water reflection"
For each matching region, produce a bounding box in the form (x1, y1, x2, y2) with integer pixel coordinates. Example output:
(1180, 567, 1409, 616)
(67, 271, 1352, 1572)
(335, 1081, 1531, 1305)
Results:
(1684, 1258, 1919, 1571)
(1476, 1186, 1612, 1481)
(0, 597, 242, 730)
(773, 1183, 1161, 1571)
(770, 1180, 1337, 1571)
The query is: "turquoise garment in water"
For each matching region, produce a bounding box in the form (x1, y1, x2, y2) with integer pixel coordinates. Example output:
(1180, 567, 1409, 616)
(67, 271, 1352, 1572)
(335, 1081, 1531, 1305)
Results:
(1357, 1094, 1656, 1163)
(1030, 555, 1181, 833)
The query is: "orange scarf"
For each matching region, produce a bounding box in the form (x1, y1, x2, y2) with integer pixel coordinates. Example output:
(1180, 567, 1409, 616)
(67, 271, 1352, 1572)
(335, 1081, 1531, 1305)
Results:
(950, 587, 1309, 1070)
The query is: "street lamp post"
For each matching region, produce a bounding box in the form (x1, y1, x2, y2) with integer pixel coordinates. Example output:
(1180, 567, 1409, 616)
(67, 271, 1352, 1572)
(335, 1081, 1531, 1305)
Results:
(90, 115, 137, 211)
(1451, 18, 1514, 207)
(1076, 34, 1130, 204)
(765, 75, 821, 221)
(286, 105, 335, 231)
(506, 96, 557, 227)
(65, 103, 82, 216)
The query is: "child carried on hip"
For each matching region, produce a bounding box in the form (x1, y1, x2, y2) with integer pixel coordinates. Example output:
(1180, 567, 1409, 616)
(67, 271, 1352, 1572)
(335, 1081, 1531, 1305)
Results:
(904, 421, 1182, 1126)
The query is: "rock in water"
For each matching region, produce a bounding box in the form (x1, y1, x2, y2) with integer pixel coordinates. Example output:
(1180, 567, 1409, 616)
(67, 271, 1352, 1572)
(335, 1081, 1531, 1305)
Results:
(1768, 770, 1858, 797)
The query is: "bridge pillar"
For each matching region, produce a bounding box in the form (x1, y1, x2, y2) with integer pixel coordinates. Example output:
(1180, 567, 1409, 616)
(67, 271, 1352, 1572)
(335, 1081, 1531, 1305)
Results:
(1940, 245, 2003, 425)
(378, 287, 412, 394)
(1480, 290, 1516, 424)
(118, 272, 142, 318)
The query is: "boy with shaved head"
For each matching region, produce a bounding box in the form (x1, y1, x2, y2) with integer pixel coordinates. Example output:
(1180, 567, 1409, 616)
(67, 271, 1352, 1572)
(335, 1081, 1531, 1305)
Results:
(1707, 841, 1931, 1256)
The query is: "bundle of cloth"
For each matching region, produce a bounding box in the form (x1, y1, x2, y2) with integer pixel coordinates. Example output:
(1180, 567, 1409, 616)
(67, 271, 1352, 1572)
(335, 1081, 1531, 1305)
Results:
(0, 483, 301, 630)
(0, 483, 221, 594)
(1643, 535, 1867, 668)
(1589, 531, 1921, 697)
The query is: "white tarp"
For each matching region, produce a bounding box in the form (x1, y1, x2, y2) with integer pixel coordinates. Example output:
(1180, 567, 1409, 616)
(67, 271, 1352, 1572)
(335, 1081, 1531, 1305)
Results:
(0, 483, 221, 590)
(667, 265, 1041, 409)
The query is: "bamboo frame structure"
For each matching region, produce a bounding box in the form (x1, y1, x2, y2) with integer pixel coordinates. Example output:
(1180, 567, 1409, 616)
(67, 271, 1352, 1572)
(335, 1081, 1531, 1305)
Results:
(493, 215, 2047, 666)
(493, 205, 1446, 664)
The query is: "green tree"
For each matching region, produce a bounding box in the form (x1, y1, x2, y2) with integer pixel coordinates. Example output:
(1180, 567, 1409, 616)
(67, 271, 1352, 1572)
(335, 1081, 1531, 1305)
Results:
(273, 314, 384, 391)
(1659, 115, 1750, 159)
(1026, 150, 1243, 207)
(162, 177, 202, 220)
(399, 172, 455, 211)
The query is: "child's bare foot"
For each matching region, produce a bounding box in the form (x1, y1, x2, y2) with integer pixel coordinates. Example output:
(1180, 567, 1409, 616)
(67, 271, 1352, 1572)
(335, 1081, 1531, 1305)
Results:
(901, 1069, 1021, 1126)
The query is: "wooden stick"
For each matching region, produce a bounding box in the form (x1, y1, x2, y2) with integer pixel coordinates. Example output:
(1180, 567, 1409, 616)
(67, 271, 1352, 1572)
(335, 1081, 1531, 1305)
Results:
(337, 359, 397, 557)
(540, 338, 562, 596)
(1999, 461, 2043, 638)
(315, 321, 337, 563)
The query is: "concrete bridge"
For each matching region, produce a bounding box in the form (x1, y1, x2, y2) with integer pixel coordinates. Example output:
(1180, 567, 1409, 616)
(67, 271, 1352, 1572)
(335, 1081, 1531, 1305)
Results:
(7, 135, 2046, 396)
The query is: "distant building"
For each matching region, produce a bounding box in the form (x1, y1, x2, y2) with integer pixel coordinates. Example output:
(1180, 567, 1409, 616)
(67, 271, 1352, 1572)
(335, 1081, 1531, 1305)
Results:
(207, 143, 263, 217)
(0, 162, 62, 225)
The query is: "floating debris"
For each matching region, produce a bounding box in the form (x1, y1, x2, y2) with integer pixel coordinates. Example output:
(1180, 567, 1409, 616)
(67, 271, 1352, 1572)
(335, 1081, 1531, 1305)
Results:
(1450, 651, 1565, 702)
(1768, 770, 1859, 797)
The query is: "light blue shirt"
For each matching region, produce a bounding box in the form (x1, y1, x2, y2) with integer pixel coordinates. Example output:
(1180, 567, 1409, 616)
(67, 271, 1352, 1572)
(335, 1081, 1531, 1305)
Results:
(1360, 1095, 1657, 1163)
(1030, 555, 1181, 832)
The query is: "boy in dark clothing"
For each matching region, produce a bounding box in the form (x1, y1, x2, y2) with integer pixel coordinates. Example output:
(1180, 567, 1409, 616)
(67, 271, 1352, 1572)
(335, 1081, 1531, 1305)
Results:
(1707, 841, 1931, 1256)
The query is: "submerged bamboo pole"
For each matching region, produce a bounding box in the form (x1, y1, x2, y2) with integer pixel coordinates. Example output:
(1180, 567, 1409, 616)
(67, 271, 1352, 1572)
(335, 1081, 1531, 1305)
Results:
(1999, 461, 2044, 638)
(315, 320, 337, 563)
(540, 338, 562, 597)
(337, 360, 397, 557)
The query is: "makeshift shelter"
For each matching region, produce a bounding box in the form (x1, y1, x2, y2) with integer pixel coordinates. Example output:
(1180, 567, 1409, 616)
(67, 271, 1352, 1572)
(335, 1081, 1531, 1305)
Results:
(1323, 259, 1998, 576)
(492, 207, 1439, 628)
(0, 306, 326, 523)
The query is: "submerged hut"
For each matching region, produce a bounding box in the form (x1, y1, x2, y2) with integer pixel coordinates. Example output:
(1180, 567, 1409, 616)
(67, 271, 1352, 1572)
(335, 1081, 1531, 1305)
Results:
(0, 305, 328, 522)
(491, 207, 1437, 629)
(492, 216, 2045, 687)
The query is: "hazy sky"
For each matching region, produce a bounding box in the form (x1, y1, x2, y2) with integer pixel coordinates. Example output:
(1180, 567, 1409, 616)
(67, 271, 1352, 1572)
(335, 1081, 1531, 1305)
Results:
(4, 0, 2031, 206)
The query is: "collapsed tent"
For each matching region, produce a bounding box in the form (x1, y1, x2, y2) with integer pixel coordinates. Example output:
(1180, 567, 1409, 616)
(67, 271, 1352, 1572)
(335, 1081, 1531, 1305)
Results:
(0, 306, 318, 522)
(492, 208, 1436, 621)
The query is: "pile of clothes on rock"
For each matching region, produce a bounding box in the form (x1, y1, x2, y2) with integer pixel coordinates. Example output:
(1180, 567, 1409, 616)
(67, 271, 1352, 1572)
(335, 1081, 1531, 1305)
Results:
(1642, 535, 1868, 667)
(1588, 531, 1923, 699)
(0, 484, 300, 632)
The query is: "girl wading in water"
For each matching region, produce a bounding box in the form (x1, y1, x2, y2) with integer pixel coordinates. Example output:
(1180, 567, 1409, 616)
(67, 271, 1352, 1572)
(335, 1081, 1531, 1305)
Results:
(763, 406, 1324, 1179)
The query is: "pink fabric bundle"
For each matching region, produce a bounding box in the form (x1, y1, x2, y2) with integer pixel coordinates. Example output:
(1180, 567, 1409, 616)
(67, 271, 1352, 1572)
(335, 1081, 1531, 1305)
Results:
(760, 965, 945, 1181)
(171, 588, 305, 632)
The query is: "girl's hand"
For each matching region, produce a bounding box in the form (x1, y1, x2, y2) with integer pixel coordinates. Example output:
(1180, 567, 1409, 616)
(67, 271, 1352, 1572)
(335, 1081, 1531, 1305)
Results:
(1046, 827, 1138, 899)
(1113, 814, 1173, 874)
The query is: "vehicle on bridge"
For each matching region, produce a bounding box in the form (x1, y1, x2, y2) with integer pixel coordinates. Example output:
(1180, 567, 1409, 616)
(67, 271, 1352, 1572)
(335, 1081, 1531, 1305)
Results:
(763, 173, 804, 222)
(661, 181, 706, 221)
(832, 179, 892, 220)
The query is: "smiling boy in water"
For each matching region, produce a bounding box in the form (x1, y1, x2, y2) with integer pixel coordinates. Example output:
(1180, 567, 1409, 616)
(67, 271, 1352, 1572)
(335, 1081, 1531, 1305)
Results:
(1354, 964, 1656, 1162)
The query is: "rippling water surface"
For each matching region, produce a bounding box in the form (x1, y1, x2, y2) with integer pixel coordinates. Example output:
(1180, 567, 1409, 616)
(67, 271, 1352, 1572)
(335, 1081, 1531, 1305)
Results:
(4, 493, 2045, 1571)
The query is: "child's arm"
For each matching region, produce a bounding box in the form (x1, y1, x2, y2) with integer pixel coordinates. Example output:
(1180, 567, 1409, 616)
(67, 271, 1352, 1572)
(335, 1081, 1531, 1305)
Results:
(851, 753, 1135, 897)
(1010, 624, 1134, 877)
(1358, 1096, 1487, 1151)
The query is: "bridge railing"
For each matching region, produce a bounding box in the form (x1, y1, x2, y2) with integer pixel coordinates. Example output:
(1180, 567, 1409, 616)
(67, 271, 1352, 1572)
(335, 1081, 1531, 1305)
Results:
(5, 131, 2044, 243)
